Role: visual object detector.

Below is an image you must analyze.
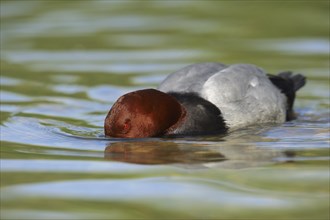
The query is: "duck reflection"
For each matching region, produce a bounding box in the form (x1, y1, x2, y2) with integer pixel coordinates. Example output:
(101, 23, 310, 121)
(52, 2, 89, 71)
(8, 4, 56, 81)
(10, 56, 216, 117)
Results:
(104, 140, 295, 168)
(104, 141, 226, 165)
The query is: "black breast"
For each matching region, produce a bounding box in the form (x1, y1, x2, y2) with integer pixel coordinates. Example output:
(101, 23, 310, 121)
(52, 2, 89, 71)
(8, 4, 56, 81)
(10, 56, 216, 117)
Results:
(167, 92, 228, 136)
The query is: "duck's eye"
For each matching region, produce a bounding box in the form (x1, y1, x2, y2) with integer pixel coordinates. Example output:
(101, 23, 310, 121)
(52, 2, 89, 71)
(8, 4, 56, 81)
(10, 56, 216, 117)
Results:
(123, 123, 129, 130)
(121, 119, 131, 133)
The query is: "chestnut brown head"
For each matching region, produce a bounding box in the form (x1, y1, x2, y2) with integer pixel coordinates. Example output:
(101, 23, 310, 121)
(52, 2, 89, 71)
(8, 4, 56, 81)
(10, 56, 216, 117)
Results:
(104, 89, 185, 138)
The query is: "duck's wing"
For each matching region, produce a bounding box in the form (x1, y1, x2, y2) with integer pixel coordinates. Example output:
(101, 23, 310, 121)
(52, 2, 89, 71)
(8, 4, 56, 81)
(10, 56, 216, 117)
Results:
(157, 62, 227, 94)
(201, 64, 287, 130)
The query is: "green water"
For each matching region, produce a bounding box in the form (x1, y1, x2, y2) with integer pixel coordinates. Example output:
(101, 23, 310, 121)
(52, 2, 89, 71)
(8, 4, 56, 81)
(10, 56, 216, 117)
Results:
(1, 1, 329, 219)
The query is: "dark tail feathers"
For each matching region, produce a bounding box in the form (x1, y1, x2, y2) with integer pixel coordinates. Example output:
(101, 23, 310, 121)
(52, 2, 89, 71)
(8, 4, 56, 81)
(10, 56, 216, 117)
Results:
(268, 71, 306, 121)
(277, 71, 306, 92)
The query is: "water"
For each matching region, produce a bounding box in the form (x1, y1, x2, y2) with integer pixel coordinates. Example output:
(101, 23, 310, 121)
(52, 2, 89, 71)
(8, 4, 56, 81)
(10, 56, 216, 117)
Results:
(1, 1, 329, 219)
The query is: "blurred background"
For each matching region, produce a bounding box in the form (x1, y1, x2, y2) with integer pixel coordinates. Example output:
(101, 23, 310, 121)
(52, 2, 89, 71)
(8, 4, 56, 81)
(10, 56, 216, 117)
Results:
(1, 1, 329, 219)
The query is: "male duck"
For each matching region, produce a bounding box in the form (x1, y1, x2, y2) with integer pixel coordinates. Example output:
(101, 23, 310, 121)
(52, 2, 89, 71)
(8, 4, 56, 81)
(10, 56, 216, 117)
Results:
(104, 62, 306, 138)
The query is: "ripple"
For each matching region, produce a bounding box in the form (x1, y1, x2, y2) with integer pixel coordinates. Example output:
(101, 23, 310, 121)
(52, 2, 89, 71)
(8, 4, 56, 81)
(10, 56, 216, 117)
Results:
(30, 63, 188, 73)
(3, 50, 203, 63)
(0, 91, 32, 102)
(133, 74, 167, 85)
(2, 210, 89, 220)
(1, 117, 107, 150)
(1, 177, 294, 208)
(52, 85, 87, 94)
(87, 85, 140, 102)
(253, 38, 330, 55)
(0, 76, 22, 86)
(0, 159, 167, 173)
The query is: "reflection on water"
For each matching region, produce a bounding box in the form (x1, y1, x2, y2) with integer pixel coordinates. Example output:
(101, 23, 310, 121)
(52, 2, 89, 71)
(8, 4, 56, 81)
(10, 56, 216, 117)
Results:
(104, 140, 294, 168)
(105, 141, 227, 165)
(1, 1, 329, 219)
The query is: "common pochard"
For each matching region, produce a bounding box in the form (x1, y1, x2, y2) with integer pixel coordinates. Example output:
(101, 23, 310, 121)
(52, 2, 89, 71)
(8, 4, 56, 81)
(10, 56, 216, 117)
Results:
(104, 62, 306, 138)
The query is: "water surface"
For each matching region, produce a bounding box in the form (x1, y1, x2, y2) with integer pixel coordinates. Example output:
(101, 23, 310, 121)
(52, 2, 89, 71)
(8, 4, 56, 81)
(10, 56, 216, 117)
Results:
(1, 1, 329, 219)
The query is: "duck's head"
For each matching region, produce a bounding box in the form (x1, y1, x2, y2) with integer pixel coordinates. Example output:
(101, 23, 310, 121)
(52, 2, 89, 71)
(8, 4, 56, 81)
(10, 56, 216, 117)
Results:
(104, 89, 185, 138)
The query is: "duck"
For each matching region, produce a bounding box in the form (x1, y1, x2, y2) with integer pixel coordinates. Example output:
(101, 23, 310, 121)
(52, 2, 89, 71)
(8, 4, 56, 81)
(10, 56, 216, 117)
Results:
(104, 62, 306, 138)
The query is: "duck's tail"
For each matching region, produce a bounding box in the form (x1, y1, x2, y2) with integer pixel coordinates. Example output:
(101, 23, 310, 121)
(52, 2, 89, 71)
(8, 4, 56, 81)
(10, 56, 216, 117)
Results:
(267, 71, 306, 121)
(277, 71, 306, 92)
